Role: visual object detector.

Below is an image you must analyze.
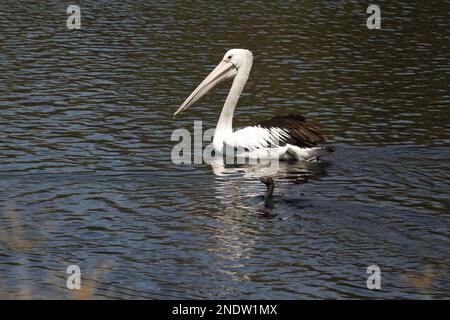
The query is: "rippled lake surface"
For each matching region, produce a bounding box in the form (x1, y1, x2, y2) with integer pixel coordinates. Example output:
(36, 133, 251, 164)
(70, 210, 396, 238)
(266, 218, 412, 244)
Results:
(0, 1, 449, 299)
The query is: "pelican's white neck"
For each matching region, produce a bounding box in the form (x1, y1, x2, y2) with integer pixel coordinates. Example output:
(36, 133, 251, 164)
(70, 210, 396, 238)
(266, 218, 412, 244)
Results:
(213, 54, 253, 153)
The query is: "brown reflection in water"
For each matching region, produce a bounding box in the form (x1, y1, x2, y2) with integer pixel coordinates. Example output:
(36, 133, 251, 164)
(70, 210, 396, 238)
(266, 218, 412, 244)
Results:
(401, 264, 446, 291)
(1, 202, 109, 299)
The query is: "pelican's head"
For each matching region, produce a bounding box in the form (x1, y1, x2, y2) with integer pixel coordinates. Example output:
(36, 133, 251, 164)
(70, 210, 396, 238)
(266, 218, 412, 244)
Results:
(222, 49, 253, 69)
(174, 49, 253, 117)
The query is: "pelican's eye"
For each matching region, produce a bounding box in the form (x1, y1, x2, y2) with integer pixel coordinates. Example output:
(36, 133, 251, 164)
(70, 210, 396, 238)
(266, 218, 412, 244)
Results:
(227, 55, 232, 60)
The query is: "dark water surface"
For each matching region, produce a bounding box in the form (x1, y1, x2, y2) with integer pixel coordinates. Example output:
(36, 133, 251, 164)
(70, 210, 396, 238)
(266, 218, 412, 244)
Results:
(0, 1, 449, 298)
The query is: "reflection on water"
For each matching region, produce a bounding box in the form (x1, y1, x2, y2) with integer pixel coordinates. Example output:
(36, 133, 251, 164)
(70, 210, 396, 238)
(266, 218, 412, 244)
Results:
(0, 1, 449, 298)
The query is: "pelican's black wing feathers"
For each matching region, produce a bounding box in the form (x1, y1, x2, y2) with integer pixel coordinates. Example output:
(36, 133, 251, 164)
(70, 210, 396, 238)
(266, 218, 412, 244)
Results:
(255, 114, 325, 148)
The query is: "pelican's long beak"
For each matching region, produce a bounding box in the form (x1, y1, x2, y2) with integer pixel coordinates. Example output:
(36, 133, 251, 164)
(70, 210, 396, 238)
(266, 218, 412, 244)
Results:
(174, 59, 237, 117)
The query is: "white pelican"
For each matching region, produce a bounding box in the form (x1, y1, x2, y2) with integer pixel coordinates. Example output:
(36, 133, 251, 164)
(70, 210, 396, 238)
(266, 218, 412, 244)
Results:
(174, 49, 334, 161)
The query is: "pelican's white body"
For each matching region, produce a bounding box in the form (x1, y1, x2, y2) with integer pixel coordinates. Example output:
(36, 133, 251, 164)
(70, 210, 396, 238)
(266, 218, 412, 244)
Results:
(220, 125, 329, 160)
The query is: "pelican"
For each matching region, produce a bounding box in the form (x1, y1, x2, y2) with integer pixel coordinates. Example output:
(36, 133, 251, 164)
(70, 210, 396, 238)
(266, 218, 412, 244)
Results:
(174, 49, 334, 161)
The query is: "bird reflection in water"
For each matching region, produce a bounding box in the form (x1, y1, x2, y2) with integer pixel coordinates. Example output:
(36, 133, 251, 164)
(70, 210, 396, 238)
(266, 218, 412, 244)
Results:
(259, 176, 277, 218)
(210, 158, 330, 218)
